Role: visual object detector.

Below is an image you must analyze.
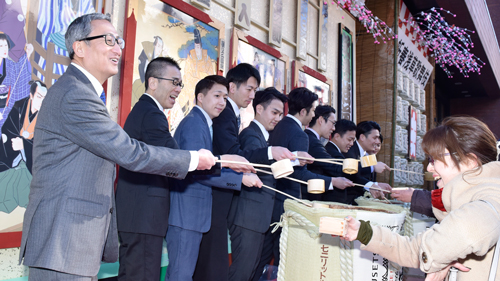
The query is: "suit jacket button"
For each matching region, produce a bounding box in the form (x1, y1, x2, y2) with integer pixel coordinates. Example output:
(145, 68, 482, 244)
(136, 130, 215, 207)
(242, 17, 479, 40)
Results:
(109, 208, 113, 214)
(421, 252, 428, 263)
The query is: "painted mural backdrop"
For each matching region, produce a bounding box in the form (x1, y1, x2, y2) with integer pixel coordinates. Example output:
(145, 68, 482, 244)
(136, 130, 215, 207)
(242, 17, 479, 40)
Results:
(298, 70, 330, 106)
(131, 0, 219, 133)
(236, 40, 285, 129)
(0, 0, 96, 238)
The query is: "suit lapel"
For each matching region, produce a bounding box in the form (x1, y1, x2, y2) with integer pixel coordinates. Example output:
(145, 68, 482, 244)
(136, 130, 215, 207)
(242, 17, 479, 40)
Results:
(249, 121, 267, 147)
(139, 94, 160, 108)
(225, 104, 238, 131)
(286, 116, 303, 131)
(191, 107, 212, 150)
(67, 65, 110, 114)
(67, 65, 99, 95)
(352, 141, 362, 159)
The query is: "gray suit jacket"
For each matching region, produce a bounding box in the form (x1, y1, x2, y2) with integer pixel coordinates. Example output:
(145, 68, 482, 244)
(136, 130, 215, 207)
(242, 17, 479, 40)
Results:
(169, 107, 242, 233)
(19, 65, 191, 276)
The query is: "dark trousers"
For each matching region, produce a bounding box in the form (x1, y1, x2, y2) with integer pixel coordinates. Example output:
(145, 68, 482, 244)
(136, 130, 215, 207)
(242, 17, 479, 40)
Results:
(28, 267, 97, 281)
(193, 188, 233, 281)
(117, 231, 163, 281)
(228, 224, 265, 281)
(252, 226, 281, 281)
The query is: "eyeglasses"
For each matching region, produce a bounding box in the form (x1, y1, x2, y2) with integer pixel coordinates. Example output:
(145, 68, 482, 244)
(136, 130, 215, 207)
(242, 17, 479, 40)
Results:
(326, 118, 336, 126)
(427, 153, 452, 165)
(154, 77, 184, 89)
(79, 34, 125, 49)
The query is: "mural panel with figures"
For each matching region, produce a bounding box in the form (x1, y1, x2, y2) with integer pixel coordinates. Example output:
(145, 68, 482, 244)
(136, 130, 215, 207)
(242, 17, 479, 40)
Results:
(0, 0, 98, 248)
(293, 61, 333, 107)
(126, 0, 223, 133)
(230, 29, 288, 130)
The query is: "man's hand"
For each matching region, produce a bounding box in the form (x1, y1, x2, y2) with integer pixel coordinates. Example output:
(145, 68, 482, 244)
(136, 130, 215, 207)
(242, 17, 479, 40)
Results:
(425, 262, 470, 281)
(370, 183, 392, 200)
(331, 177, 354, 190)
(196, 149, 216, 170)
(342, 216, 361, 241)
(391, 187, 414, 203)
(297, 151, 314, 166)
(369, 183, 392, 199)
(377, 183, 392, 193)
(271, 146, 295, 161)
(242, 173, 262, 188)
(220, 154, 256, 173)
(12, 137, 24, 151)
(373, 162, 390, 173)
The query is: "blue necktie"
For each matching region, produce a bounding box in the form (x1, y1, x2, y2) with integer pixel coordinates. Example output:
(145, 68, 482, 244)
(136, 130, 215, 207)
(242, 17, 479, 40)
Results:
(237, 114, 241, 128)
(210, 125, 213, 141)
(100, 90, 106, 104)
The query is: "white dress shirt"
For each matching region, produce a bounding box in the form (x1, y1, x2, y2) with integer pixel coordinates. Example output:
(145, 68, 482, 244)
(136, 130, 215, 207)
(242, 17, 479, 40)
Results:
(71, 63, 103, 96)
(228, 96, 272, 159)
(252, 119, 269, 141)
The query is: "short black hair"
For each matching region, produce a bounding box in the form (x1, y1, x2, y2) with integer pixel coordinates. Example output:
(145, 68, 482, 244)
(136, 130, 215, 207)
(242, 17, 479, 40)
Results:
(379, 133, 384, 143)
(309, 105, 335, 127)
(226, 63, 261, 88)
(252, 87, 288, 112)
(29, 80, 47, 95)
(287, 87, 318, 116)
(0, 33, 11, 50)
(145, 57, 181, 90)
(332, 119, 357, 138)
(356, 120, 381, 140)
(195, 75, 229, 102)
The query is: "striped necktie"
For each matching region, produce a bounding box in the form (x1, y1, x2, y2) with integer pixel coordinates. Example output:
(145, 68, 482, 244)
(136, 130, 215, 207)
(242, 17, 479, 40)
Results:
(100, 90, 106, 104)
(237, 114, 241, 128)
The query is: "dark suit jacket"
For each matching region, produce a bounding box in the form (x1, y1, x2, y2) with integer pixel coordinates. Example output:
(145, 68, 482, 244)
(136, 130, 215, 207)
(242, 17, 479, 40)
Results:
(324, 141, 368, 204)
(169, 107, 242, 233)
(212, 104, 268, 162)
(343, 141, 373, 204)
(344, 141, 373, 180)
(304, 130, 343, 202)
(20, 65, 191, 276)
(210, 103, 269, 227)
(115, 94, 177, 237)
(305, 129, 343, 176)
(269, 116, 330, 217)
(229, 121, 276, 233)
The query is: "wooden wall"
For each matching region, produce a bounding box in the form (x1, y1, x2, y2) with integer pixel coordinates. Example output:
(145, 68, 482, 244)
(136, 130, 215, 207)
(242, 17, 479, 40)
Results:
(355, 0, 396, 184)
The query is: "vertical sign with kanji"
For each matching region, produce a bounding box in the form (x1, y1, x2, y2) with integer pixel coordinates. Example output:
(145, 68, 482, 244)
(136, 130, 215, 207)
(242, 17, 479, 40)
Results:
(397, 2, 433, 87)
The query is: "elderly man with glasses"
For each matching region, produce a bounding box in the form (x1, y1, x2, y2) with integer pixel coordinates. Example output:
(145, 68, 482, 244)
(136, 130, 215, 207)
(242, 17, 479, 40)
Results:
(19, 13, 219, 281)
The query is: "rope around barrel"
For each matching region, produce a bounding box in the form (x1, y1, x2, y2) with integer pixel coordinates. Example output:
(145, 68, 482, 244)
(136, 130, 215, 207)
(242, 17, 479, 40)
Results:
(339, 239, 354, 281)
(273, 210, 355, 281)
(273, 210, 320, 281)
(402, 204, 414, 237)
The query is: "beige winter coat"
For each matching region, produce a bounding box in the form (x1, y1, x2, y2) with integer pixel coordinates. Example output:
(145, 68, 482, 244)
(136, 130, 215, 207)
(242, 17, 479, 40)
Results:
(362, 161, 500, 280)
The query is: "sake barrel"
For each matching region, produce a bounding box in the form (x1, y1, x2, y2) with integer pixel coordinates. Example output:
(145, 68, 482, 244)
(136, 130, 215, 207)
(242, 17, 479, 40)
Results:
(276, 199, 407, 281)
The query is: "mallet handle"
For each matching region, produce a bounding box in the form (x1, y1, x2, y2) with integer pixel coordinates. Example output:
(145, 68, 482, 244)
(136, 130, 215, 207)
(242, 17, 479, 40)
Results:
(262, 184, 312, 207)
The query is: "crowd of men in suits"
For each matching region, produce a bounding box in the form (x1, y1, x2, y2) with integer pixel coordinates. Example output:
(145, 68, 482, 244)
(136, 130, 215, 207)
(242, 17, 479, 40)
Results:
(19, 13, 392, 281)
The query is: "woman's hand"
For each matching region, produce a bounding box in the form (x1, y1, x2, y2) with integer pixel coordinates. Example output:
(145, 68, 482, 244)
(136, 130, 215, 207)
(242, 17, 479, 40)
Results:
(342, 216, 361, 241)
(425, 262, 470, 281)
